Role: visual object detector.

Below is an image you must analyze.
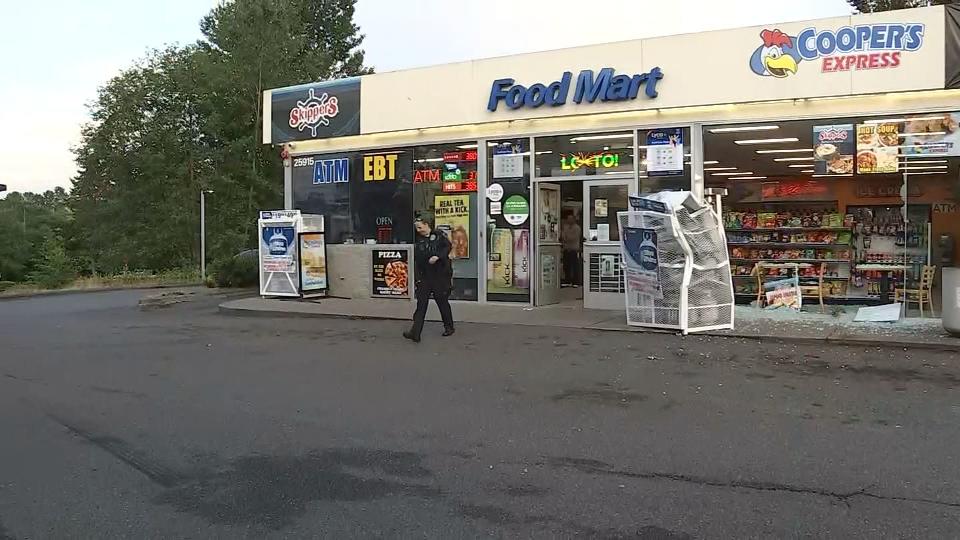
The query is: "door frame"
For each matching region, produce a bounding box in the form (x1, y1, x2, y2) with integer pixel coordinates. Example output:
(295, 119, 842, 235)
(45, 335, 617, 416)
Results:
(534, 182, 562, 306)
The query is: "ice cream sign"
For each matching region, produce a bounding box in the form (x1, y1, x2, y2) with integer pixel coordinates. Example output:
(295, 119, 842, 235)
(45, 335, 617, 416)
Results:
(750, 23, 925, 77)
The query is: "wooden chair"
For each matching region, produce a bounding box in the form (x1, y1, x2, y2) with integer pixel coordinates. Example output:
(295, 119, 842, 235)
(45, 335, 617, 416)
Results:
(895, 265, 937, 318)
(798, 263, 826, 314)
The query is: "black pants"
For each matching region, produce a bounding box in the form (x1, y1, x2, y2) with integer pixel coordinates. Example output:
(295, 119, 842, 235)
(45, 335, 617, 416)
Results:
(410, 282, 454, 338)
(563, 249, 581, 285)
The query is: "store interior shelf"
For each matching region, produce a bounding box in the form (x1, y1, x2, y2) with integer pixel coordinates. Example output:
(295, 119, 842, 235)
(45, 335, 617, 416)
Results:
(727, 242, 850, 247)
(730, 258, 851, 263)
(732, 275, 849, 280)
(726, 227, 852, 232)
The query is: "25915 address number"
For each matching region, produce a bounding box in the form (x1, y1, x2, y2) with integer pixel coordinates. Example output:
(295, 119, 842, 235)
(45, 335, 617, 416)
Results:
(293, 157, 315, 167)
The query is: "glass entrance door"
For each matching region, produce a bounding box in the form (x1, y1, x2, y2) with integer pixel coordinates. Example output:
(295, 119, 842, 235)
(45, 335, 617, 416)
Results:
(536, 183, 561, 306)
(583, 179, 631, 309)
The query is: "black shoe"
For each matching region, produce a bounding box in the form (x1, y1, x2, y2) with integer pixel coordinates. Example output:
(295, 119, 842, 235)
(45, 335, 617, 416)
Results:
(403, 331, 420, 343)
(442, 327, 455, 337)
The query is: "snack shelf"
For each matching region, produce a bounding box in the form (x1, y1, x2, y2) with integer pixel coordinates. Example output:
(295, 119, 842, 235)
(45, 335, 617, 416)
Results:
(730, 258, 850, 263)
(728, 242, 850, 247)
(732, 275, 849, 280)
(726, 227, 852, 232)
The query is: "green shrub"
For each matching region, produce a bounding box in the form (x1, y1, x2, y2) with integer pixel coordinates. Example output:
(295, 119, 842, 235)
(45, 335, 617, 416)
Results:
(28, 237, 76, 289)
(0, 281, 15, 292)
(211, 250, 258, 288)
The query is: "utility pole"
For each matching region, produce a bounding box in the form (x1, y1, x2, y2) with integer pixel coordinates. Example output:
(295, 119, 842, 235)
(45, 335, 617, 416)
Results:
(200, 190, 214, 283)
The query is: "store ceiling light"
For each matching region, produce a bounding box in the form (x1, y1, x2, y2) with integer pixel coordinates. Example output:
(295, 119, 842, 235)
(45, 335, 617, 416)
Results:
(898, 159, 947, 164)
(902, 165, 948, 170)
(535, 151, 553, 155)
(755, 148, 814, 154)
(569, 134, 633, 142)
(773, 157, 815, 162)
(709, 125, 779, 133)
(801, 169, 815, 173)
(712, 171, 752, 176)
(788, 164, 811, 168)
(416, 158, 444, 163)
(900, 131, 947, 137)
(734, 137, 799, 145)
(905, 171, 948, 175)
(703, 160, 719, 165)
(812, 173, 853, 177)
(704, 167, 737, 171)
(728, 176, 767, 180)
(456, 144, 478, 149)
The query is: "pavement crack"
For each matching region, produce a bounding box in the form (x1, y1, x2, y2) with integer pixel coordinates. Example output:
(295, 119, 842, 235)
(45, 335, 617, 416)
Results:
(46, 413, 184, 488)
(548, 457, 960, 510)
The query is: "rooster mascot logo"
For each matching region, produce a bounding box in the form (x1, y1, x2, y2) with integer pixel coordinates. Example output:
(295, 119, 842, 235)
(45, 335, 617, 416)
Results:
(749, 29, 802, 78)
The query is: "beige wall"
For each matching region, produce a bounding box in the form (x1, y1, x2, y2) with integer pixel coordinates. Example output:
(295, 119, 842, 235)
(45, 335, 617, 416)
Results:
(357, 6, 945, 135)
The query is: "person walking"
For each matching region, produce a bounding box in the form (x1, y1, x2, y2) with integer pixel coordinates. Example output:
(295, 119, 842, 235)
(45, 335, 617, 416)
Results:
(561, 212, 582, 287)
(403, 217, 455, 342)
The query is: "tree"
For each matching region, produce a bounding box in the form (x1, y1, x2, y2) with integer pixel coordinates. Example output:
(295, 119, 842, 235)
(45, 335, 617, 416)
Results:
(28, 235, 76, 289)
(70, 0, 372, 273)
(0, 189, 71, 282)
(194, 0, 372, 260)
(848, 0, 958, 12)
(71, 47, 209, 273)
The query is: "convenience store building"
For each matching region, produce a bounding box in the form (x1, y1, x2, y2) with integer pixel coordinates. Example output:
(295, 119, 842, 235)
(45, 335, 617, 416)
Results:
(263, 5, 960, 312)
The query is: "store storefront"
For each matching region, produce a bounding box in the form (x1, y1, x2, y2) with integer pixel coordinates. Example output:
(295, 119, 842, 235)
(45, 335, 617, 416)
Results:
(263, 5, 960, 313)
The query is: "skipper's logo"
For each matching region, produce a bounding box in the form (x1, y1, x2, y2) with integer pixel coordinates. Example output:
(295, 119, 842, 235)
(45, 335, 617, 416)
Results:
(288, 88, 339, 137)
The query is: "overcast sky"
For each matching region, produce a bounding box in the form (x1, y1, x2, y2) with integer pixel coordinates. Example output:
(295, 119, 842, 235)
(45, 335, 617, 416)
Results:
(0, 0, 852, 195)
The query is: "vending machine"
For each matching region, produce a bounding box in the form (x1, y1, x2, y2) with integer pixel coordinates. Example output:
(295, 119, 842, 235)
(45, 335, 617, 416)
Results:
(258, 210, 324, 297)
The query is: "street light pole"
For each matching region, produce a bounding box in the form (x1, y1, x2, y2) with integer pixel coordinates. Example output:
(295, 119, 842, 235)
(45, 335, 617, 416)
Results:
(200, 190, 214, 283)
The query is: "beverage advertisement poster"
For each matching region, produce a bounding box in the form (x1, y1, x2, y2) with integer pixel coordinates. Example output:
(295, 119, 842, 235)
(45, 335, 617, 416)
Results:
(262, 226, 296, 272)
(258, 219, 300, 297)
(434, 195, 470, 259)
(901, 113, 960, 156)
(621, 227, 662, 298)
(298, 232, 328, 293)
(645, 129, 684, 176)
(856, 123, 899, 174)
(371, 249, 409, 297)
(813, 124, 854, 175)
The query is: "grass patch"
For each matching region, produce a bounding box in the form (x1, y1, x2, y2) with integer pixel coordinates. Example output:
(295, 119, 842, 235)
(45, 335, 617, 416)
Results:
(0, 269, 202, 297)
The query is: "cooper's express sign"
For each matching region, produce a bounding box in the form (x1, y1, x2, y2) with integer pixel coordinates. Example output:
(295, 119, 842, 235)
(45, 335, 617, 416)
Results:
(750, 23, 925, 77)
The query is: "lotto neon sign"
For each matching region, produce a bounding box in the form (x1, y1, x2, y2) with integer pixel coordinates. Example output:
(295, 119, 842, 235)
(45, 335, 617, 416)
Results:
(559, 152, 621, 171)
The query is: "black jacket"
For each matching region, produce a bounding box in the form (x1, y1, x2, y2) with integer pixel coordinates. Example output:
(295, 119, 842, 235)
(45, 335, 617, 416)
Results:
(414, 230, 453, 287)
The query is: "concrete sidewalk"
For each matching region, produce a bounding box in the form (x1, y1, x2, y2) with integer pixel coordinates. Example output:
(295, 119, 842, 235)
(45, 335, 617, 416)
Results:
(219, 296, 960, 351)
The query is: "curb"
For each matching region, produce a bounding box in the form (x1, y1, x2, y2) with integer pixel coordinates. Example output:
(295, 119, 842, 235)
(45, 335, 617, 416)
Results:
(218, 302, 960, 353)
(0, 283, 204, 301)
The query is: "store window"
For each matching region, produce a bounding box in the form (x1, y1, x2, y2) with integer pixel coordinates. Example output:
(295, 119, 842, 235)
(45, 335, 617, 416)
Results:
(704, 114, 960, 308)
(486, 138, 532, 303)
(534, 131, 634, 177)
(292, 150, 414, 244)
(351, 150, 413, 244)
(638, 127, 691, 193)
(291, 153, 353, 243)
(413, 142, 480, 300)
